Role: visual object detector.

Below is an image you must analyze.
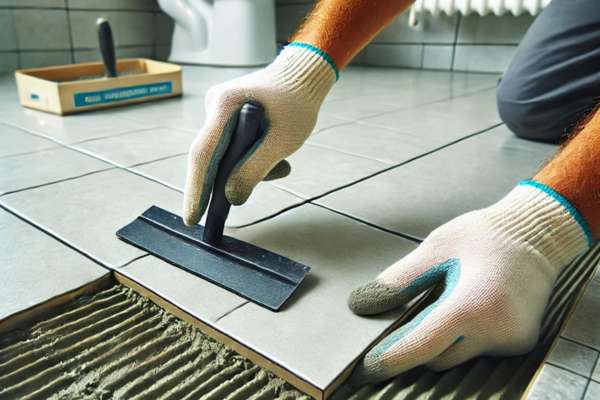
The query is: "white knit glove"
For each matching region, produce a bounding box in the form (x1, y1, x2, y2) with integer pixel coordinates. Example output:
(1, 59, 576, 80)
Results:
(349, 180, 592, 385)
(183, 43, 338, 225)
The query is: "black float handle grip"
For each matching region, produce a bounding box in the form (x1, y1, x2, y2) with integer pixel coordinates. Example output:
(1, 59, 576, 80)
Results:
(97, 18, 117, 78)
(203, 102, 265, 245)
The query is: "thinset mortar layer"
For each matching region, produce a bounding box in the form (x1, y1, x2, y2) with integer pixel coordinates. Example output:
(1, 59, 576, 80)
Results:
(1, 243, 599, 400)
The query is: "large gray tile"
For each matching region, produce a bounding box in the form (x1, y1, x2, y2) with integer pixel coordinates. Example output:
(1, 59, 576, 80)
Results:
(68, 0, 160, 11)
(275, 3, 312, 42)
(458, 14, 534, 45)
(19, 50, 72, 68)
(0, 10, 17, 51)
(74, 127, 193, 167)
(69, 10, 155, 48)
(155, 12, 173, 45)
(0, 103, 154, 144)
(317, 125, 556, 239)
(374, 11, 458, 44)
(0, 146, 111, 194)
(453, 45, 517, 73)
(271, 143, 389, 199)
(364, 44, 423, 68)
(359, 88, 500, 139)
(563, 275, 600, 351)
(120, 255, 247, 323)
(528, 364, 588, 400)
(13, 9, 70, 50)
(217, 204, 419, 390)
(0, 123, 56, 157)
(547, 338, 598, 377)
(0, 0, 65, 7)
(0, 209, 107, 320)
(1, 168, 182, 268)
(586, 381, 600, 400)
(0, 51, 18, 73)
(131, 153, 306, 227)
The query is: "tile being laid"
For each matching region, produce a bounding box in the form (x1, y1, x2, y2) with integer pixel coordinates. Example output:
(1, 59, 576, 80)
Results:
(317, 125, 556, 239)
(0, 146, 111, 194)
(1, 168, 182, 269)
(217, 204, 419, 392)
(74, 127, 194, 167)
(120, 255, 247, 323)
(562, 275, 600, 351)
(271, 143, 390, 199)
(0, 123, 56, 158)
(132, 154, 306, 227)
(0, 209, 108, 320)
(546, 338, 598, 377)
(528, 364, 588, 400)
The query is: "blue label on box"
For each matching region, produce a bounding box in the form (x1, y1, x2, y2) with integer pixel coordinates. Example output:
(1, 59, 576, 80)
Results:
(73, 81, 173, 107)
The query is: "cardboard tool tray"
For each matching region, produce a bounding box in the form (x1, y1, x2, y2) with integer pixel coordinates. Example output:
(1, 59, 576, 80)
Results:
(15, 58, 182, 115)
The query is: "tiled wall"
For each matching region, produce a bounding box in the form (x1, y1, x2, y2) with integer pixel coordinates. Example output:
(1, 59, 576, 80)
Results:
(0, 0, 172, 73)
(276, 0, 536, 73)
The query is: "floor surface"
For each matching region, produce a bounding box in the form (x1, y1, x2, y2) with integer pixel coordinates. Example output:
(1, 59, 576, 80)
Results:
(1, 66, 599, 399)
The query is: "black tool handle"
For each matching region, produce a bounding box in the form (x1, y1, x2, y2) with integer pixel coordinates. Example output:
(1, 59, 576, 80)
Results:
(203, 102, 265, 245)
(97, 18, 117, 78)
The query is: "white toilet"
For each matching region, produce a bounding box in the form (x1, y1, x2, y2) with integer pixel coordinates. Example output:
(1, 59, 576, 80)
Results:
(158, 0, 277, 66)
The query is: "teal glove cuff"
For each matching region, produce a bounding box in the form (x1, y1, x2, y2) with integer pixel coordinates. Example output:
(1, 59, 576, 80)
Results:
(286, 42, 339, 81)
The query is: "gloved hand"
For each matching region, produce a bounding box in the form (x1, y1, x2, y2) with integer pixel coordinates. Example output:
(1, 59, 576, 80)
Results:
(183, 43, 338, 225)
(348, 180, 592, 385)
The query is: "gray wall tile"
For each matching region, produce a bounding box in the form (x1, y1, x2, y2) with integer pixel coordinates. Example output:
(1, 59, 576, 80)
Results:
(155, 13, 173, 45)
(0, 10, 17, 51)
(374, 11, 458, 44)
(275, 3, 312, 42)
(458, 14, 535, 44)
(14, 9, 70, 50)
(116, 46, 154, 59)
(67, 0, 159, 11)
(154, 44, 170, 61)
(19, 51, 72, 68)
(453, 44, 517, 73)
(422, 45, 453, 70)
(0, 52, 19, 73)
(69, 10, 155, 48)
(0, 0, 66, 7)
(365, 44, 422, 68)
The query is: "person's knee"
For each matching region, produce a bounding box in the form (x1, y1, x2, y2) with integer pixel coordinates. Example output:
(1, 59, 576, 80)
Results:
(496, 78, 564, 143)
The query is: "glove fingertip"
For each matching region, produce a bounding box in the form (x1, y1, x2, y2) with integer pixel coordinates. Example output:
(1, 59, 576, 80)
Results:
(348, 281, 401, 316)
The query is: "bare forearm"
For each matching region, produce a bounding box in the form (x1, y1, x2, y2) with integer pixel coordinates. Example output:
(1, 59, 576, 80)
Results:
(534, 106, 600, 240)
(292, 0, 414, 68)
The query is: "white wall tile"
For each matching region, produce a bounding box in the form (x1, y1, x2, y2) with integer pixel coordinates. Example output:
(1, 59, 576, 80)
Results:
(0, 10, 17, 51)
(458, 14, 535, 44)
(365, 44, 423, 68)
(19, 50, 72, 68)
(422, 44, 453, 70)
(453, 44, 517, 73)
(14, 9, 70, 50)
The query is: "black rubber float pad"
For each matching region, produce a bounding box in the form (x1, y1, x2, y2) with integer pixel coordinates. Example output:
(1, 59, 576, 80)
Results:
(117, 206, 311, 311)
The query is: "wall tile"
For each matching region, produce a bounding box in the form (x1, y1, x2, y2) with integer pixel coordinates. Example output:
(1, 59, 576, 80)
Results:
(19, 51, 72, 68)
(374, 11, 458, 44)
(0, 10, 17, 51)
(365, 44, 423, 68)
(155, 12, 173, 45)
(68, 0, 160, 11)
(0, 0, 66, 7)
(458, 14, 535, 44)
(154, 44, 170, 61)
(453, 44, 517, 73)
(116, 46, 154, 59)
(0, 52, 18, 73)
(14, 9, 70, 50)
(69, 10, 155, 48)
(275, 3, 312, 42)
(422, 44, 453, 70)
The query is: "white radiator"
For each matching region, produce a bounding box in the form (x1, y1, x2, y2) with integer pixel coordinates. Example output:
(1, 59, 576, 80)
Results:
(409, 0, 551, 26)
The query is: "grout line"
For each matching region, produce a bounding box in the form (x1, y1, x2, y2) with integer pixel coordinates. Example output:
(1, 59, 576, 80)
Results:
(450, 14, 461, 71)
(561, 336, 600, 354)
(127, 151, 188, 168)
(229, 198, 312, 229)
(214, 301, 250, 323)
(69, 126, 168, 145)
(0, 202, 112, 271)
(545, 361, 593, 380)
(312, 202, 422, 243)
(119, 253, 151, 269)
(304, 142, 395, 165)
(0, 166, 115, 198)
(65, 4, 76, 64)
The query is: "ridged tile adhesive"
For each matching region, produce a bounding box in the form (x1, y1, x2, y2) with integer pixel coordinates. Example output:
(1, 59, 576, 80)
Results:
(1, 243, 598, 400)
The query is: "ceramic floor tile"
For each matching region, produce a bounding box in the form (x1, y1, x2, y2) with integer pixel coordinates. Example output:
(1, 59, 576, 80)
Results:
(74, 127, 194, 167)
(0, 209, 108, 320)
(120, 255, 247, 323)
(217, 204, 419, 390)
(320, 98, 399, 120)
(593, 358, 600, 382)
(563, 275, 600, 351)
(131, 154, 306, 227)
(317, 125, 556, 239)
(547, 338, 599, 377)
(0, 103, 154, 144)
(271, 143, 390, 199)
(1, 169, 182, 268)
(528, 364, 588, 400)
(0, 147, 111, 195)
(0, 122, 56, 157)
(586, 381, 600, 399)
(359, 89, 500, 138)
